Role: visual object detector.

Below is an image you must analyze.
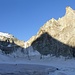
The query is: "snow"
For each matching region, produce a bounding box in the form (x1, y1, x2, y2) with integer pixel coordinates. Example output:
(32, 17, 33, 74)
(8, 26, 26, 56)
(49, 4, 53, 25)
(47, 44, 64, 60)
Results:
(0, 64, 58, 75)
(0, 32, 13, 38)
(7, 44, 12, 47)
(0, 53, 75, 75)
(0, 48, 75, 75)
(0, 32, 74, 75)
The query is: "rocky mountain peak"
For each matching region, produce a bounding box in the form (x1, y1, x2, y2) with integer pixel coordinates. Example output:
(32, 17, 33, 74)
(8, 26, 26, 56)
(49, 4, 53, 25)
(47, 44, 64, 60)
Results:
(26, 6, 75, 57)
(66, 6, 75, 15)
(50, 18, 57, 22)
(58, 6, 75, 30)
(27, 6, 75, 43)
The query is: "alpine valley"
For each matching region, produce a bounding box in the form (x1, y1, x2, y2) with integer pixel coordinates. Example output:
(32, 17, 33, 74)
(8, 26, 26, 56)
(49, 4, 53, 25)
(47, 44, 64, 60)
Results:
(0, 7, 75, 75)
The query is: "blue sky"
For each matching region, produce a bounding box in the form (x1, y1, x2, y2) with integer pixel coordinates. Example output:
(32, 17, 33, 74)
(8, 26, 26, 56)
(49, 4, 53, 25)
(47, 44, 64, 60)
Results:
(0, 0, 75, 41)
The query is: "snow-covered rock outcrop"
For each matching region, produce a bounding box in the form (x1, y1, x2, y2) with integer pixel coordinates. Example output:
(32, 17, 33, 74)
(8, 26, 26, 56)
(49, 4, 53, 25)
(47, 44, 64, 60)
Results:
(0, 32, 25, 54)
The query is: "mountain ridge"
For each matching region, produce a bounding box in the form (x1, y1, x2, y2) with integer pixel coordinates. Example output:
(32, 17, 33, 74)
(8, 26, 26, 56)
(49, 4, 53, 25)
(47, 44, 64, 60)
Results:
(27, 6, 75, 57)
(0, 32, 25, 54)
(0, 32, 25, 47)
(0, 6, 75, 58)
(27, 6, 75, 46)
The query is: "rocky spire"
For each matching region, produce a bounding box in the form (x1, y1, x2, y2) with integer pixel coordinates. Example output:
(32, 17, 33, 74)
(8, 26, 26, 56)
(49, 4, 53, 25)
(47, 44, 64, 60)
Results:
(66, 6, 75, 16)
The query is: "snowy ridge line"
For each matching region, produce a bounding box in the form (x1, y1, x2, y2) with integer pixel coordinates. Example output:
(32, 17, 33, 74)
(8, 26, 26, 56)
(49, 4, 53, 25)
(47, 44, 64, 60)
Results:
(0, 32, 13, 38)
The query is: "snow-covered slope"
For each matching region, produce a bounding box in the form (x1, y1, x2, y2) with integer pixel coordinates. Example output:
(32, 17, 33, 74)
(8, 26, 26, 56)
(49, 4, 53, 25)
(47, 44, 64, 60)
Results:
(0, 32, 13, 38)
(0, 51, 75, 75)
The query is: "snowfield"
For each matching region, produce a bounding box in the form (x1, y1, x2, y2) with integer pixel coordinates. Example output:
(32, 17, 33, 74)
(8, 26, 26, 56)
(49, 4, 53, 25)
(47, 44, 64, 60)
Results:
(0, 64, 58, 75)
(0, 51, 75, 75)
(0, 46, 75, 75)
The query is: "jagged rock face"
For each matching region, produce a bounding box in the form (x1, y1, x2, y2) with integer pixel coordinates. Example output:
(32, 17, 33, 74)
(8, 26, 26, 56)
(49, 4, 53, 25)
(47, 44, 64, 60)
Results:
(0, 32, 25, 54)
(29, 7, 75, 57)
(37, 7, 75, 46)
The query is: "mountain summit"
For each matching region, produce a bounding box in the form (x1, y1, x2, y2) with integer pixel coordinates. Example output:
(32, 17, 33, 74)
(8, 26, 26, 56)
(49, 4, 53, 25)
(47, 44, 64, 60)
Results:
(27, 6, 75, 57)
(66, 6, 75, 15)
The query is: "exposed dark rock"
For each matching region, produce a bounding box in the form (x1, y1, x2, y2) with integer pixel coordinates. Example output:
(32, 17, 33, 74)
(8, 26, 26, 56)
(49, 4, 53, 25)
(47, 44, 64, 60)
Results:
(31, 32, 75, 57)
